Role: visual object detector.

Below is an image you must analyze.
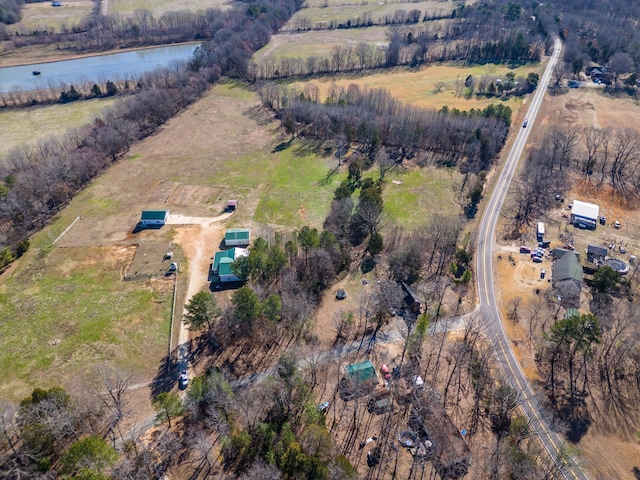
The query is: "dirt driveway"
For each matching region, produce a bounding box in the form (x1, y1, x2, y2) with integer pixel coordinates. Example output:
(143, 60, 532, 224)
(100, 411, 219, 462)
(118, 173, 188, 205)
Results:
(170, 213, 232, 347)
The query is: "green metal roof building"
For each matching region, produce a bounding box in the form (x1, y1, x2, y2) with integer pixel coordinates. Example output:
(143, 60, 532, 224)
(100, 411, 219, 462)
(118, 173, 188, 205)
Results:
(139, 210, 169, 226)
(345, 360, 377, 385)
(225, 228, 250, 246)
(213, 248, 248, 282)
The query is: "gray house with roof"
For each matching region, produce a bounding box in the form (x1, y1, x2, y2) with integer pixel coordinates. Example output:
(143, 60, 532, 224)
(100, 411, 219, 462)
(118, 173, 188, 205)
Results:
(553, 253, 583, 307)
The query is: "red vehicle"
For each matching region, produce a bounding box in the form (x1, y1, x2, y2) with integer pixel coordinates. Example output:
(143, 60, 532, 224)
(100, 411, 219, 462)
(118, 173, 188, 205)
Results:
(380, 364, 391, 380)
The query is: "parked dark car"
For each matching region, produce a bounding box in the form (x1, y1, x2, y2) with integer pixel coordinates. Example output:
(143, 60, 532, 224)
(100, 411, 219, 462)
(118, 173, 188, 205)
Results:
(523, 119, 528, 128)
(520, 246, 531, 254)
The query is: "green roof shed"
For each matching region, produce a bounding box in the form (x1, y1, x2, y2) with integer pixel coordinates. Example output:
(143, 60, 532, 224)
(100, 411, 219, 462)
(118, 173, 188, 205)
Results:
(225, 228, 251, 246)
(345, 360, 376, 384)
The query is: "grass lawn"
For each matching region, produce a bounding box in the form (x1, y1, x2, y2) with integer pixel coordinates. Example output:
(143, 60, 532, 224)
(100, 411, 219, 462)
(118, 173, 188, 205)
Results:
(254, 26, 390, 62)
(288, 0, 455, 28)
(290, 63, 538, 112)
(383, 166, 462, 228)
(253, 145, 345, 228)
(108, 0, 236, 17)
(0, 97, 117, 158)
(9, 0, 93, 34)
(0, 244, 171, 401)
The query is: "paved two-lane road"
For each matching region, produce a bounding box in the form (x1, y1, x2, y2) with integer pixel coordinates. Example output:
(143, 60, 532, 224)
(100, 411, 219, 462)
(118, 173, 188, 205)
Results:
(475, 38, 590, 480)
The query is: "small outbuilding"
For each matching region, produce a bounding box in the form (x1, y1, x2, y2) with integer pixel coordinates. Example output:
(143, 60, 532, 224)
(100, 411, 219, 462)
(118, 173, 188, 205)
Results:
(402, 282, 422, 314)
(225, 228, 251, 247)
(571, 200, 599, 229)
(587, 244, 608, 264)
(346, 361, 377, 388)
(139, 210, 169, 227)
(213, 247, 249, 282)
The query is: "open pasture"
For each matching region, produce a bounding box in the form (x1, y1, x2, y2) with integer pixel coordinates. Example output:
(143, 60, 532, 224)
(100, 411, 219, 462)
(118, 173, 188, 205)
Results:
(255, 26, 390, 61)
(289, 0, 455, 27)
(0, 244, 172, 401)
(108, 0, 236, 17)
(0, 97, 117, 158)
(9, 0, 93, 34)
(290, 63, 536, 112)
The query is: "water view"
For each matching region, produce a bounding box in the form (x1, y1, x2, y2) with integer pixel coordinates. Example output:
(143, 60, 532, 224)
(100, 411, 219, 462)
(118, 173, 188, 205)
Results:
(0, 43, 199, 93)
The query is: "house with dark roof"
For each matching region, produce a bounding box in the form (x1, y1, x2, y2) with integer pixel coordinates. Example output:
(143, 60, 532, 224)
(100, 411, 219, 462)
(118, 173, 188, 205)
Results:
(409, 391, 472, 479)
(139, 210, 169, 227)
(587, 244, 608, 264)
(213, 247, 248, 282)
(401, 282, 422, 314)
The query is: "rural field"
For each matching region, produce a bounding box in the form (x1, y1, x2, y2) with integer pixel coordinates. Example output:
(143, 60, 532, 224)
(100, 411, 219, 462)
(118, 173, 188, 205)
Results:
(107, 0, 236, 17)
(286, 0, 456, 28)
(8, 0, 93, 34)
(254, 26, 392, 60)
(289, 63, 537, 111)
(0, 97, 117, 157)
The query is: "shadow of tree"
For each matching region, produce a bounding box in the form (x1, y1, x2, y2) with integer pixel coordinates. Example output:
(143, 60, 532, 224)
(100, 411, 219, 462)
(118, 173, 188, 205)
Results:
(555, 397, 592, 443)
(632, 466, 640, 479)
(242, 104, 275, 126)
(150, 351, 178, 399)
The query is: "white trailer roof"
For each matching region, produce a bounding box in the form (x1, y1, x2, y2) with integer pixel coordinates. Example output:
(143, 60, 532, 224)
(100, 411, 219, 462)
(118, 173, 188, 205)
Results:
(572, 199, 599, 220)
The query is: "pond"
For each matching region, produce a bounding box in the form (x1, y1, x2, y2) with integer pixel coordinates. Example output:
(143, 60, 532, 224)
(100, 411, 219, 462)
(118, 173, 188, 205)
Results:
(0, 43, 199, 93)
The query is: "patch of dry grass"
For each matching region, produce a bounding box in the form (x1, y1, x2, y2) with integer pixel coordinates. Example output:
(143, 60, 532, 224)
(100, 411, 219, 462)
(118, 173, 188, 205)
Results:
(108, 0, 236, 17)
(290, 63, 537, 112)
(0, 97, 117, 158)
(288, 0, 455, 28)
(9, 0, 93, 34)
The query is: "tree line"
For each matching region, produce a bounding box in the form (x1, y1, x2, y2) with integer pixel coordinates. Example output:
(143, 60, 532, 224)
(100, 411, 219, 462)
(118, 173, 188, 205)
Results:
(261, 83, 510, 174)
(249, 26, 542, 80)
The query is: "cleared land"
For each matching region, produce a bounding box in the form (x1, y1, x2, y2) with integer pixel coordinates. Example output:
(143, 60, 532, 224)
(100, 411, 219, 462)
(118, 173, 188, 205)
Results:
(108, 0, 236, 17)
(9, 0, 93, 34)
(290, 63, 537, 111)
(0, 97, 117, 157)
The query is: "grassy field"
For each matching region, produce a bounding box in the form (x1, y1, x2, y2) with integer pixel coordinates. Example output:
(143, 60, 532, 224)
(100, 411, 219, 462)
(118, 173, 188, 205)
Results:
(0, 244, 172, 401)
(288, 0, 454, 28)
(253, 147, 346, 228)
(289, 63, 537, 112)
(9, 0, 93, 34)
(383, 166, 461, 227)
(108, 0, 236, 17)
(255, 26, 390, 61)
(0, 97, 117, 157)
